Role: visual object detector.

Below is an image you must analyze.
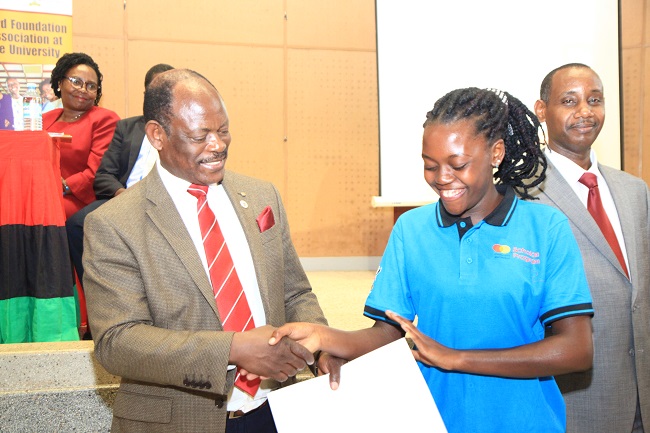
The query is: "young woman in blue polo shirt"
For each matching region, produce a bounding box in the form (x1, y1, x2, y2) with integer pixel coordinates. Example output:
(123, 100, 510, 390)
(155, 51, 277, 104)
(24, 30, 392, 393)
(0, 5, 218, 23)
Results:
(269, 87, 594, 433)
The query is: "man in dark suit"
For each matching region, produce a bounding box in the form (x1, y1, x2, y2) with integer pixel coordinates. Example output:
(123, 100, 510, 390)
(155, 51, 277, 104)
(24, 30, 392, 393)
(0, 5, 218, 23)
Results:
(83, 69, 327, 432)
(66, 63, 174, 285)
(531, 63, 650, 433)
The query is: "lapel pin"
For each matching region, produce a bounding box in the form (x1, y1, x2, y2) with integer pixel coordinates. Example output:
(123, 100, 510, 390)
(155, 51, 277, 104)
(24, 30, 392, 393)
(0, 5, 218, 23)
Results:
(240, 200, 249, 209)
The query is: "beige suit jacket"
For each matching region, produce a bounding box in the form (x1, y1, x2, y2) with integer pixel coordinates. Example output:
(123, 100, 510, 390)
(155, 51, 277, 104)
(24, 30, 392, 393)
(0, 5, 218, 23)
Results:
(84, 167, 326, 432)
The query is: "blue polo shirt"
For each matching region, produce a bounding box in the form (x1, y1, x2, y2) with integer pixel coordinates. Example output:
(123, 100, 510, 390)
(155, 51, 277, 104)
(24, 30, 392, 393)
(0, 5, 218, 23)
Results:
(364, 186, 593, 433)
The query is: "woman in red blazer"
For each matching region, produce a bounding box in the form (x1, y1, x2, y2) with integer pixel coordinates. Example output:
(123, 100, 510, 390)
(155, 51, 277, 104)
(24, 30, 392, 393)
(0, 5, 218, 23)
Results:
(43, 52, 119, 218)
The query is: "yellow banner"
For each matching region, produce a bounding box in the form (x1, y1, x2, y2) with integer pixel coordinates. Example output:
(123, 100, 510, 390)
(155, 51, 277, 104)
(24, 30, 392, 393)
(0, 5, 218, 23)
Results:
(0, 10, 72, 63)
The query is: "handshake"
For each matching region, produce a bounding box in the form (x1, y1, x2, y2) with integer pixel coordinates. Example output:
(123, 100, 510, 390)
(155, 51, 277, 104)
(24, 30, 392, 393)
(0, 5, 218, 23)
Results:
(233, 310, 417, 390)
(231, 323, 346, 389)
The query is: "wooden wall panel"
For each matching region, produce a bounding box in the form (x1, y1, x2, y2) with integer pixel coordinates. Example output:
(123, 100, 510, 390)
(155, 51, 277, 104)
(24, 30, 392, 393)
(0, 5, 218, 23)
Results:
(286, 49, 392, 257)
(621, 0, 645, 46)
(620, 0, 650, 185)
(72, 0, 123, 38)
(71, 0, 391, 259)
(72, 37, 126, 118)
(286, 0, 377, 50)
(124, 0, 284, 46)
(644, 49, 650, 181)
(621, 48, 643, 176)
(124, 42, 286, 188)
(646, 0, 650, 46)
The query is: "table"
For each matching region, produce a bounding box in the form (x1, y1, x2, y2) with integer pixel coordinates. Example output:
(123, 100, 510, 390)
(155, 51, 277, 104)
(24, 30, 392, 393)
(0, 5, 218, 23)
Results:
(0, 130, 78, 343)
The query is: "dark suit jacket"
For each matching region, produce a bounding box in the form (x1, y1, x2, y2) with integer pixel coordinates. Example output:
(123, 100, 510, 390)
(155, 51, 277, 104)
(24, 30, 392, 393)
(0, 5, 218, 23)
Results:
(83, 167, 326, 432)
(529, 160, 650, 433)
(94, 115, 146, 199)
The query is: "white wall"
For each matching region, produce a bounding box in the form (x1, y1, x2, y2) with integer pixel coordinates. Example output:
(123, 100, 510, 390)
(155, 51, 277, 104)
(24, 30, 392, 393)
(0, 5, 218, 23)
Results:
(375, 0, 621, 205)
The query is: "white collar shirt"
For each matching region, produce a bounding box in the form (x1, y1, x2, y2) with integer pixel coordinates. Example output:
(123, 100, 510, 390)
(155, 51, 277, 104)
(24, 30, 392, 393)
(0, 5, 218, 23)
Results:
(125, 135, 158, 188)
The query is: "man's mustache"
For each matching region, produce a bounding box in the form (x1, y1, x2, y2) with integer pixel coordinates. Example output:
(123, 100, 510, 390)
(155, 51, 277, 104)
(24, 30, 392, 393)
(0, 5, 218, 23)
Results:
(570, 120, 597, 129)
(200, 150, 227, 163)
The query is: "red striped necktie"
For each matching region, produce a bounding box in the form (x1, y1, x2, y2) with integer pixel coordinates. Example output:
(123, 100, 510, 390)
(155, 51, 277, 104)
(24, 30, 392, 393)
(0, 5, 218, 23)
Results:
(578, 173, 629, 279)
(187, 184, 261, 396)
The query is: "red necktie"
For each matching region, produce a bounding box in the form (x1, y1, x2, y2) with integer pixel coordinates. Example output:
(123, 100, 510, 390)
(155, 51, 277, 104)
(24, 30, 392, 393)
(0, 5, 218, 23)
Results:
(187, 184, 261, 396)
(578, 173, 629, 279)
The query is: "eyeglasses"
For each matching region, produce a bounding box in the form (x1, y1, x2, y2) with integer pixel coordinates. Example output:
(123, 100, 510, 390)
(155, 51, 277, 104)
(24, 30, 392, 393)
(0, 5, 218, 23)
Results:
(64, 76, 98, 93)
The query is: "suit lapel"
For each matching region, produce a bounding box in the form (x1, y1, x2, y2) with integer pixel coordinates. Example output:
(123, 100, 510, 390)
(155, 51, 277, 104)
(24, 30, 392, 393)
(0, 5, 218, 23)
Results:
(599, 165, 636, 287)
(143, 168, 220, 318)
(539, 162, 627, 279)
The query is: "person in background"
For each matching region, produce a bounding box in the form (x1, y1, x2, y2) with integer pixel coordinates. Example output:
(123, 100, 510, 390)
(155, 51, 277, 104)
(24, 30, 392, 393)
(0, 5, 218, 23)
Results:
(83, 69, 329, 432)
(269, 87, 595, 433)
(0, 78, 22, 130)
(0, 91, 13, 130)
(66, 63, 174, 292)
(39, 78, 63, 113)
(531, 63, 650, 433)
(43, 52, 120, 218)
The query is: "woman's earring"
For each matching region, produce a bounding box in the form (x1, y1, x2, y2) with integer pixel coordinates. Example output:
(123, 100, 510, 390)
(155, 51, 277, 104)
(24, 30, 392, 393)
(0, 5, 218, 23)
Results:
(493, 160, 501, 168)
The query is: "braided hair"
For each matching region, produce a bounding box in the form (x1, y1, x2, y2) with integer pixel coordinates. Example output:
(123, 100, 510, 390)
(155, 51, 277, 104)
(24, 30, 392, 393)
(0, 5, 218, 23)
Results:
(50, 52, 103, 105)
(423, 87, 546, 200)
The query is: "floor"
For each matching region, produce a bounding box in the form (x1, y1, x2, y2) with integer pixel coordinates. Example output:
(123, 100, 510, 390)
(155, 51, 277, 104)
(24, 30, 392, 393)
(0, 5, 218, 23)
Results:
(305, 270, 376, 331)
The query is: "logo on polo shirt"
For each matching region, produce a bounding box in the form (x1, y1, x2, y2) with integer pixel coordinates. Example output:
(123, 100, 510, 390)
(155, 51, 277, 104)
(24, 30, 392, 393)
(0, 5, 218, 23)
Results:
(492, 244, 541, 265)
(492, 244, 511, 254)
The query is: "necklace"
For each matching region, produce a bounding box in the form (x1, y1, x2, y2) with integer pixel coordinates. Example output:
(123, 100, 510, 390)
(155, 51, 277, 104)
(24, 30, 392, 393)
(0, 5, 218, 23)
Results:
(63, 112, 83, 122)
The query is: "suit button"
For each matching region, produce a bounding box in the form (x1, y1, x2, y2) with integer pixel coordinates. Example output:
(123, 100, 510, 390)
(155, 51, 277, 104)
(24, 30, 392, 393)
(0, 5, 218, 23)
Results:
(215, 399, 224, 408)
(205, 382, 212, 389)
(198, 382, 206, 389)
(183, 379, 190, 386)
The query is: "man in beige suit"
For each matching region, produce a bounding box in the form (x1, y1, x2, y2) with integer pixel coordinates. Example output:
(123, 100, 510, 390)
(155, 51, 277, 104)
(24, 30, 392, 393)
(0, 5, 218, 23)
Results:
(83, 69, 327, 432)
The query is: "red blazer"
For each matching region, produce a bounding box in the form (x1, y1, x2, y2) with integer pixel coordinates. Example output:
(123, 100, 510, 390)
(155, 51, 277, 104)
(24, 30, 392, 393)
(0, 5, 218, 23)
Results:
(43, 106, 119, 218)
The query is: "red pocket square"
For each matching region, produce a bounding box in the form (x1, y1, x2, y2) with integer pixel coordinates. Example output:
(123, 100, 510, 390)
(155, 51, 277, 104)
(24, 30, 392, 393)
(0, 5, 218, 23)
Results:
(256, 206, 275, 233)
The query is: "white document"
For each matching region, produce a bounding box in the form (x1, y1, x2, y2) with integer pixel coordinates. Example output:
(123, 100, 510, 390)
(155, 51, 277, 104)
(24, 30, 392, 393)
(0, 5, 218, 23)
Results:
(267, 338, 448, 433)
